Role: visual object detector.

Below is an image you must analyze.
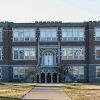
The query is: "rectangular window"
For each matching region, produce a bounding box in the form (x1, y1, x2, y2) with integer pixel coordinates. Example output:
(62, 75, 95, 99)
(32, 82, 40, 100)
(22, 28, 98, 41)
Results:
(0, 67, 2, 79)
(62, 28, 84, 41)
(62, 47, 85, 60)
(72, 66, 84, 79)
(95, 47, 100, 59)
(0, 28, 2, 42)
(40, 28, 57, 41)
(13, 67, 26, 79)
(96, 66, 100, 78)
(95, 28, 100, 41)
(13, 28, 35, 42)
(13, 47, 36, 60)
(0, 47, 2, 60)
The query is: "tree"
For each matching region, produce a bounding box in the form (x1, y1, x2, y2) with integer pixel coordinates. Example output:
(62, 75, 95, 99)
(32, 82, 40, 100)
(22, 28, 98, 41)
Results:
(26, 66, 38, 82)
(57, 64, 72, 82)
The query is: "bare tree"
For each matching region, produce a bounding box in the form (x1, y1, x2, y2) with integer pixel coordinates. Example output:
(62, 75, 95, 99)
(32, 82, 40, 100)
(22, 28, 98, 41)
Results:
(26, 66, 38, 82)
(58, 64, 72, 82)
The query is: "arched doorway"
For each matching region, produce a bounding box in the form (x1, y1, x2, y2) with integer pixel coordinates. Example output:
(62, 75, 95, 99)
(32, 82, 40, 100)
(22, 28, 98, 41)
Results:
(37, 74, 39, 83)
(53, 73, 57, 83)
(47, 73, 51, 83)
(41, 73, 45, 83)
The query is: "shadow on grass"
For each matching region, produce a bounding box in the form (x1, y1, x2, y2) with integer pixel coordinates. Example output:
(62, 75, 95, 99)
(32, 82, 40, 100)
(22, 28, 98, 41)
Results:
(0, 96, 20, 100)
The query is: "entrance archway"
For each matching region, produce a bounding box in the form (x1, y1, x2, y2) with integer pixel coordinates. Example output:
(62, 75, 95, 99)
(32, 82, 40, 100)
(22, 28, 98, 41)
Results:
(59, 74, 61, 83)
(41, 73, 45, 83)
(53, 73, 57, 83)
(47, 73, 51, 83)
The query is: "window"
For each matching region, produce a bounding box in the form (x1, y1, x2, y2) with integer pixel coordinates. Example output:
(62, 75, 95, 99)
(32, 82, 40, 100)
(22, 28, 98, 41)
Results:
(0, 67, 2, 79)
(95, 28, 100, 41)
(13, 28, 35, 42)
(96, 66, 100, 78)
(44, 52, 53, 66)
(62, 28, 84, 41)
(95, 47, 100, 59)
(13, 47, 36, 60)
(72, 66, 84, 79)
(13, 67, 27, 79)
(0, 47, 2, 60)
(62, 47, 85, 60)
(40, 28, 57, 41)
(0, 28, 2, 42)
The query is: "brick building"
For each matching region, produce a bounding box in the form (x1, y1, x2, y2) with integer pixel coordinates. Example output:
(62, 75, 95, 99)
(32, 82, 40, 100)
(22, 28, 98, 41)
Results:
(0, 21, 100, 83)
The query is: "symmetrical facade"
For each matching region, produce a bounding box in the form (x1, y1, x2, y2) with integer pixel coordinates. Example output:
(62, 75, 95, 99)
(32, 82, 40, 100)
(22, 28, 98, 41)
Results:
(0, 21, 100, 83)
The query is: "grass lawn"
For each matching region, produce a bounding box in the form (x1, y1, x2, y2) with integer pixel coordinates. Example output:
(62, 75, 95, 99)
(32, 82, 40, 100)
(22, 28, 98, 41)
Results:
(0, 83, 36, 100)
(64, 83, 100, 100)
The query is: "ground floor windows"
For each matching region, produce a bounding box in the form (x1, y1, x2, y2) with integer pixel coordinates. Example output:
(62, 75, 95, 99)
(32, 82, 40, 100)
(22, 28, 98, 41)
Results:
(0, 47, 2, 60)
(96, 66, 100, 78)
(72, 66, 84, 79)
(62, 47, 85, 60)
(13, 47, 36, 60)
(13, 67, 27, 79)
(0, 67, 2, 79)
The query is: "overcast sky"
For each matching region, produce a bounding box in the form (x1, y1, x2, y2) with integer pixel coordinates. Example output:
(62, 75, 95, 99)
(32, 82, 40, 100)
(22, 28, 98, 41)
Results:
(0, 0, 100, 22)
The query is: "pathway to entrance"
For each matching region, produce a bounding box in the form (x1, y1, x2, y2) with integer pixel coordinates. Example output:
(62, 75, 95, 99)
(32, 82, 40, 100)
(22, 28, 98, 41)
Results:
(22, 84, 70, 100)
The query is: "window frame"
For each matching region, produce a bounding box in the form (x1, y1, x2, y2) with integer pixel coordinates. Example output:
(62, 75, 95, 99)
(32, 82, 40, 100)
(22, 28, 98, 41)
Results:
(12, 47, 36, 60)
(12, 28, 36, 42)
(0, 67, 2, 79)
(95, 28, 100, 41)
(96, 66, 100, 78)
(61, 46, 85, 60)
(0, 28, 3, 42)
(61, 27, 85, 41)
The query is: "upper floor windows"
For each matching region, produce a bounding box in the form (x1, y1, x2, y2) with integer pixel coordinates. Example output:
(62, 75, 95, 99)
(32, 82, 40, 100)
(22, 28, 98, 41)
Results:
(62, 28, 84, 41)
(62, 47, 85, 60)
(40, 28, 57, 41)
(0, 47, 2, 60)
(95, 28, 100, 41)
(13, 28, 36, 42)
(13, 47, 36, 60)
(0, 28, 2, 42)
(0, 67, 2, 79)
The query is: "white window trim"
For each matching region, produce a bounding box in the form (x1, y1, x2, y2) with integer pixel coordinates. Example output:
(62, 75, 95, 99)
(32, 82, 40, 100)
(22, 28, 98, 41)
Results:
(72, 66, 84, 79)
(40, 28, 58, 41)
(12, 46, 36, 60)
(12, 28, 36, 42)
(0, 47, 2, 60)
(0, 28, 3, 42)
(95, 27, 100, 41)
(61, 27, 85, 41)
(61, 46, 85, 60)
(96, 66, 100, 78)
(13, 67, 27, 79)
(0, 67, 2, 79)
(95, 47, 100, 60)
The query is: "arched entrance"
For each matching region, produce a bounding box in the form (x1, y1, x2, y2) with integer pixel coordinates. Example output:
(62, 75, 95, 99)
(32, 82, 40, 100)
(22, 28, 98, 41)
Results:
(53, 73, 57, 83)
(41, 73, 45, 83)
(59, 74, 61, 83)
(47, 73, 51, 83)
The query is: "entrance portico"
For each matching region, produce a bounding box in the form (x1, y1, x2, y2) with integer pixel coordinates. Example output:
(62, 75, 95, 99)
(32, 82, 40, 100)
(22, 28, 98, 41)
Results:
(37, 73, 61, 83)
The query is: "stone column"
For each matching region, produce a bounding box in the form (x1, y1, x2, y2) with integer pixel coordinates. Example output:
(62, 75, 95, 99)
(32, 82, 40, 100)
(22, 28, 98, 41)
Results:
(45, 73, 47, 83)
(57, 74, 59, 83)
(51, 73, 53, 83)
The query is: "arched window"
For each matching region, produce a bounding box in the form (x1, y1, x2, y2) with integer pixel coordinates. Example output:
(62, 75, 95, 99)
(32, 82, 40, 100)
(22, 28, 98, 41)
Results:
(44, 52, 54, 66)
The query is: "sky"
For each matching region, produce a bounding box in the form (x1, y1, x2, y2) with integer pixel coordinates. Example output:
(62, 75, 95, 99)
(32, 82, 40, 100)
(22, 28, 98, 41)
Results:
(0, 0, 100, 22)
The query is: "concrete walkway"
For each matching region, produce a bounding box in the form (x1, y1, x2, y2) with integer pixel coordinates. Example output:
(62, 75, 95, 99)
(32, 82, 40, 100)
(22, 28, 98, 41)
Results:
(22, 86, 70, 100)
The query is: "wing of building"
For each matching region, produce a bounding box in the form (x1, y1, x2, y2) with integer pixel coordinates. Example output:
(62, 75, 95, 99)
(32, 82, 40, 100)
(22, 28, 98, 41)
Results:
(0, 21, 100, 83)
